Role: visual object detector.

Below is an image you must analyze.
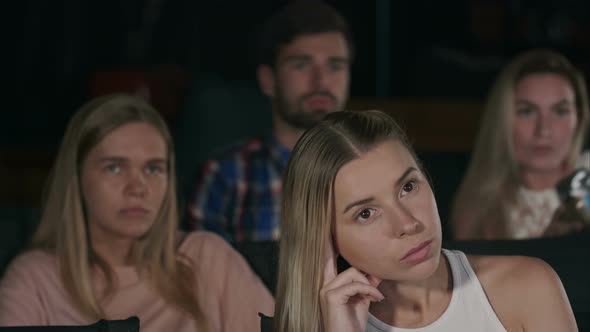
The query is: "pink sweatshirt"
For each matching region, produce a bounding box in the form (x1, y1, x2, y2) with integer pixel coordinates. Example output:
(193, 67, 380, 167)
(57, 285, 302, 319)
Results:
(0, 232, 274, 332)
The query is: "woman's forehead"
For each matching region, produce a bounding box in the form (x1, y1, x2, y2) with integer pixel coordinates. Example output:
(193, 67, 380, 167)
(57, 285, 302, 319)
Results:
(334, 141, 417, 193)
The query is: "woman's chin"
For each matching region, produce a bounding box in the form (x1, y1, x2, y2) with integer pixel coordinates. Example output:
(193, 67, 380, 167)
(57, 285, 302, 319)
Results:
(380, 253, 442, 282)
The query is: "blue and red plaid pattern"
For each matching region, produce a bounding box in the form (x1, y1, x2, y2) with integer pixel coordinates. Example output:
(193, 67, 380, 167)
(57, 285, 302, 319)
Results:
(186, 137, 290, 242)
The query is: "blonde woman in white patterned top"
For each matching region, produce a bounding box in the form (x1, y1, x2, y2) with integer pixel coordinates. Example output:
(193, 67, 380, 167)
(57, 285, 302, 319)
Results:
(451, 49, 590, 239)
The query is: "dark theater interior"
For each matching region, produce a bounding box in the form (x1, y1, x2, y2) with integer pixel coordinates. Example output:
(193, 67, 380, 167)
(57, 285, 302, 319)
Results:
(1, 0, 589, 331)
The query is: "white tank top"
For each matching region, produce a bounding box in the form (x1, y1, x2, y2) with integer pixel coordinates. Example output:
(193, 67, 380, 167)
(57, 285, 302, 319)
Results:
(366, 249, 507, 332)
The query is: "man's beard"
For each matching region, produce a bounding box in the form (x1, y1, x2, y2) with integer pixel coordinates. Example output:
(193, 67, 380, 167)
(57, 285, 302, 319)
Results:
(275, 90, 340, 130)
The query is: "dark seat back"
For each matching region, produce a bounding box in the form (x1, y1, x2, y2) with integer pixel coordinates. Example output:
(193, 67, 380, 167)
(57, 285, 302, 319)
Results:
(0, 317, 139, 332)
(0, 208, 39, 277)
(234, 241, 278, 295)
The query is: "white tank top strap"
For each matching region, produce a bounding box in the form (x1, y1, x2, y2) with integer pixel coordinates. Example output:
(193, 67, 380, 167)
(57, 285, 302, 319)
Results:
(366, 249, 506, 332)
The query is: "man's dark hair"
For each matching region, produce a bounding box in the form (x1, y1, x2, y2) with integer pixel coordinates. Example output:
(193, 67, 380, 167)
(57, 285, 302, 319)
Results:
(257, 1, 354, 69)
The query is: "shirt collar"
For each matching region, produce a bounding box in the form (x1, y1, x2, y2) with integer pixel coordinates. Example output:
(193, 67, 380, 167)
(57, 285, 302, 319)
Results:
(269, 136, 291, 168)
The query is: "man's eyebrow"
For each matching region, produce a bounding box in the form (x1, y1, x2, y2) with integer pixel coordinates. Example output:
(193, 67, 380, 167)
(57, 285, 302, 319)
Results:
(95, 157, 168, 164)
(96, 157, 127, 163)
(282, 55, 312, 63)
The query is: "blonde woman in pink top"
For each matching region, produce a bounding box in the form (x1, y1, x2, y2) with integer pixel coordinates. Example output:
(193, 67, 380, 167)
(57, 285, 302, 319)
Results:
(0, 94, 274, 331)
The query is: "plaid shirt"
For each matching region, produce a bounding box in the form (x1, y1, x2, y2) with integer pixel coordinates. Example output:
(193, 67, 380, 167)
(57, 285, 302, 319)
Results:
(187, 137, 290, 242)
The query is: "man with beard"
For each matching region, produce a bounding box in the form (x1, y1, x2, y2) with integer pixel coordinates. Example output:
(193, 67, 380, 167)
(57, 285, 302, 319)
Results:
(186, 1, 353, 243)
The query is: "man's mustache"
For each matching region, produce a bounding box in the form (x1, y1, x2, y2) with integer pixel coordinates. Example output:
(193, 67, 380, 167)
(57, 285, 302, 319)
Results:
(300, 91, 337, 102)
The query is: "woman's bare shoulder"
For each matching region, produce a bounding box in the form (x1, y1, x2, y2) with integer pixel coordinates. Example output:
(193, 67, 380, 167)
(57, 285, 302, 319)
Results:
(467, 254, 576, 331)
(468, 254, 552, 275)
(468, 254, 560, 295)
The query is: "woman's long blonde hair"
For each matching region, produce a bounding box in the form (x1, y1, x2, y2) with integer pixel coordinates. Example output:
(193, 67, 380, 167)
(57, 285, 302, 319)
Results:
(274, 110, 419, 332)
(451, 49, 590, 239)
(31, 94, 206, 327)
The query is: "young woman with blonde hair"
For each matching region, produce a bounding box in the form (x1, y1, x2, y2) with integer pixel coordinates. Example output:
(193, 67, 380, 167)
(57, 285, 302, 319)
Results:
(451, 49, 590, 239)
(272, 110, 577, 331)
(0, 94, 273, 331)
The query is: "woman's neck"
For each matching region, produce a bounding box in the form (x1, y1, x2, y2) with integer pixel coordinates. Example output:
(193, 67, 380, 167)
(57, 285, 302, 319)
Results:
(520, 165, 569, 191)
(91, 237, 135, 267)
(370, 254, 452, 327)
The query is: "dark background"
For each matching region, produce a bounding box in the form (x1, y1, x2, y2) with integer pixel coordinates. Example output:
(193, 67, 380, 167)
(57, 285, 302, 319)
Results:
(2, 2, 590, 327)
(2, 0, 590, 210)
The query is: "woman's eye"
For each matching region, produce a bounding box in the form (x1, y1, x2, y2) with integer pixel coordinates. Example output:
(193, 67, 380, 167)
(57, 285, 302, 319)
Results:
(401, 180, 417, 196)
(328, 61, 346, 72)
(293, 61, 308, 70)
(555, 107, 572, 116)
(359, 209, 371, 219)
(355, 208, 376, 224)
(516, 108, 534, 117)
(104, 164, 121, 173)
(146, 165, 164, 175)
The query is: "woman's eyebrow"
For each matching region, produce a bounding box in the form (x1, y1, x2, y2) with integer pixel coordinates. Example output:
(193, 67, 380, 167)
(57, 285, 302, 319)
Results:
(342, 167, 417, 214)
(343, 197, 374, 214)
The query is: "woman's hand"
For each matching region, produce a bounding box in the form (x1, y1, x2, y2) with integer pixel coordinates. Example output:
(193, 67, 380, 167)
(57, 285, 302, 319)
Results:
(320, 240, 383, 332)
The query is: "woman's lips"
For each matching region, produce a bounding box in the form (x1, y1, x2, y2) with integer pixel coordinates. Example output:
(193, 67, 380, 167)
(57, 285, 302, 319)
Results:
(532, 146, 553, 153)
(119, 207, 149, 217)
(400, 240, 433, 264)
